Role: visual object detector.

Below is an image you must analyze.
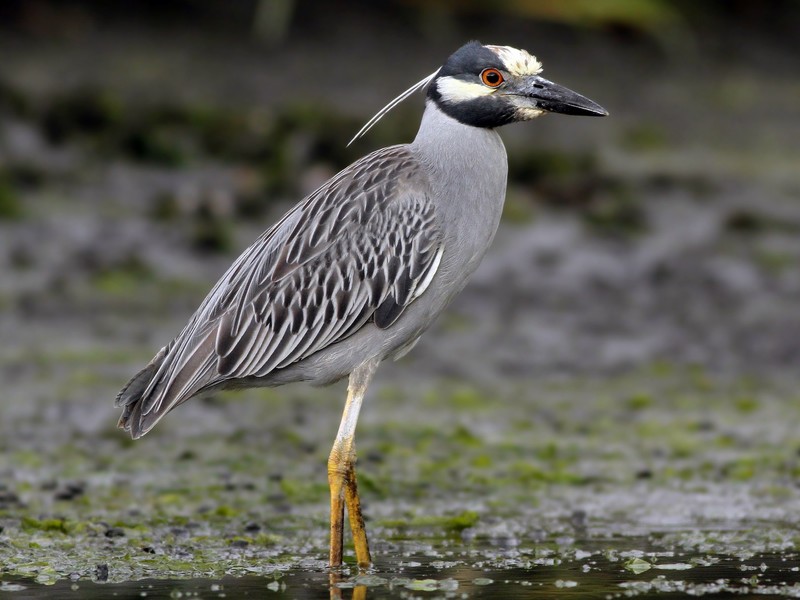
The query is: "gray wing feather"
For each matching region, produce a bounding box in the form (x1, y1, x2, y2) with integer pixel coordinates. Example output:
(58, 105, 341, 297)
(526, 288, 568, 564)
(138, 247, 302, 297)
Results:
(116, 146, 443, 438)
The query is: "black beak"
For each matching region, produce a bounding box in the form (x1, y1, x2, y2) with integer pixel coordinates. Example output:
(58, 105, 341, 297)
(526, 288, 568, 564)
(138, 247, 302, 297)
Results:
(518, 75, 608, 117)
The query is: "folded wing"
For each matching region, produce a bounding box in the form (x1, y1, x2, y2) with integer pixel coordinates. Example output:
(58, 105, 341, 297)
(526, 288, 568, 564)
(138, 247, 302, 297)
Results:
(116, 146, 443, 438)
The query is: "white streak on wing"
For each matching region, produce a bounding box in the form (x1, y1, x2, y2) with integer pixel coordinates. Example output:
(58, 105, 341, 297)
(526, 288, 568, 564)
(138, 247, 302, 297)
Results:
(160, 329, 216, 410)
(274, 324, 321, 370)
(140, 323, 205, 413)
(220, 316, 269, 375)
(412, 245, 443, 300)
(347, 69, 440, 147)
(245, 319, 290, 375)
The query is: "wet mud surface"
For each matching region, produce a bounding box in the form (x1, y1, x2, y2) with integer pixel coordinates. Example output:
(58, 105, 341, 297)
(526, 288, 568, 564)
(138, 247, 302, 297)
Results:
(3, 371, 800, 596)
(4, 545, 800, 598)
(2, 7, 800, 598)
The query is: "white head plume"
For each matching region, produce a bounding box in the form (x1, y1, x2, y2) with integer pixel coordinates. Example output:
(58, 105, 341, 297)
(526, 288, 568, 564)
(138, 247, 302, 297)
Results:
(347, 69, 440, 147)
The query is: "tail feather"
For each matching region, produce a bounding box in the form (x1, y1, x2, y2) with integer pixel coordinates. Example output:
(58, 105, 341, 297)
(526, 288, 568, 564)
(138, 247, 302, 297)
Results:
(116, 330, 219, 439)
(116, 346, 169, 438)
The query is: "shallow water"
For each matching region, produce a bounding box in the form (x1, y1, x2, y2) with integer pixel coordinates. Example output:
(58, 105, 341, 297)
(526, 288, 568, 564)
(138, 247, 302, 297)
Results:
(3, 541, 800, 599)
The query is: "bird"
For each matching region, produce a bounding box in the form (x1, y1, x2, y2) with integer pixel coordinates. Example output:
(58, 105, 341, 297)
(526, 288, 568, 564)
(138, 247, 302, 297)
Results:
(116, 40, 607, 569)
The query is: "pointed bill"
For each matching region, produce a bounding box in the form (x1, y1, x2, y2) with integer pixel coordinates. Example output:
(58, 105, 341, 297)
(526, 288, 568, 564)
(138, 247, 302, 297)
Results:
(510, 75, 608, 117)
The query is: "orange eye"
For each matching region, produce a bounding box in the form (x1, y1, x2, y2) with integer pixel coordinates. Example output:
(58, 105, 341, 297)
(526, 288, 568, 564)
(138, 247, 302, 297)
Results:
(480, 68, 504, 87)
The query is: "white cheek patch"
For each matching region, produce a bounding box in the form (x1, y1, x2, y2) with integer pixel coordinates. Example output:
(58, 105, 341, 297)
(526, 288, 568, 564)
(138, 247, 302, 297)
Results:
(506, 95, 546, 121)
(436, 76, 494, 104)
(515, 107, 546, 121)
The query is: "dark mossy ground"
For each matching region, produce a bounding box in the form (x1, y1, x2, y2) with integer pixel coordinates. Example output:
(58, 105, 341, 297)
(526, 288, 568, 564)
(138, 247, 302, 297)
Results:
(2, 4, 800, 598)
(2, 368, 800, 596)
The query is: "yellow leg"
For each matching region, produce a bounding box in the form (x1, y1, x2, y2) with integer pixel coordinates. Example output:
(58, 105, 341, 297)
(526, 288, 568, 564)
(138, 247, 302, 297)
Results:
(327, 360, 378, 569)
(352, 584, 367, 600)
(329, 572, 343, 600)
(329, 572, 367, 600)
(328, 469, 346, 568)
(344, 467, 370, 567)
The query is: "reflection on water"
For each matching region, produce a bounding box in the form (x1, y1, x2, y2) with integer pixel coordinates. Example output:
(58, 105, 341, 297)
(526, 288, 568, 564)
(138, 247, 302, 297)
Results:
(3, 543, 800, 599)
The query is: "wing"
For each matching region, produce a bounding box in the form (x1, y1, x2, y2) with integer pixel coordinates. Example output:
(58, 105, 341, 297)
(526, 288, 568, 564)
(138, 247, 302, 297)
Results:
(117, 145, 444, 437)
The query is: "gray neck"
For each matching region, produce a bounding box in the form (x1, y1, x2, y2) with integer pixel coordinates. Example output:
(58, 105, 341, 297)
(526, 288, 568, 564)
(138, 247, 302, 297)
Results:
(411, 100, 507, 178)
(409, 100, 509, 283)
(410, 100, 507, 220)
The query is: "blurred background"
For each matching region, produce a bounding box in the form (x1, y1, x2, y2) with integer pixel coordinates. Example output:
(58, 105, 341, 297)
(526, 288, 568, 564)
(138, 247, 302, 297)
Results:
(0, 0, 799, 415)
(2, 1, 800, 588)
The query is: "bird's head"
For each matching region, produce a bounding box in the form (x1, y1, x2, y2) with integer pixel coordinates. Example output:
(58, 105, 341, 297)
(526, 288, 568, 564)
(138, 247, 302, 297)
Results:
(429, 41, 608, 128)
(348, 41, 607, 145)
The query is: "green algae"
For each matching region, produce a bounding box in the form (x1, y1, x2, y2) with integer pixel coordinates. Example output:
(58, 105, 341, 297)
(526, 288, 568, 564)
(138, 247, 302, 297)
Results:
(379, 510, 479, 534)
(0, 175, 23, 220)
(2, 364, 800, 585)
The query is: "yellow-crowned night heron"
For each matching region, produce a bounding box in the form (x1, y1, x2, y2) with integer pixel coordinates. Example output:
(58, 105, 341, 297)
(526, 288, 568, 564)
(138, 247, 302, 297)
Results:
(116, 41, 607, 568)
